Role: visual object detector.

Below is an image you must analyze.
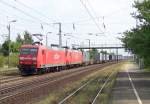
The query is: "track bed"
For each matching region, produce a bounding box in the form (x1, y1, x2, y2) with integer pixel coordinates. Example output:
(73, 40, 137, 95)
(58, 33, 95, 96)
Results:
(0, 62, 118, 104)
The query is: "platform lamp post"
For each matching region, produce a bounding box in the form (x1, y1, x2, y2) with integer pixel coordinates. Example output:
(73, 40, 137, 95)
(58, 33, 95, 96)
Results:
(46, 32, 52, 46)
(7, 20, 17, 68)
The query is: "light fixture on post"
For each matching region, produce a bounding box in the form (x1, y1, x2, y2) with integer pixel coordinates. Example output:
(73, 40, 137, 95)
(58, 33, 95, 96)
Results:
(7, 20, 17, 68)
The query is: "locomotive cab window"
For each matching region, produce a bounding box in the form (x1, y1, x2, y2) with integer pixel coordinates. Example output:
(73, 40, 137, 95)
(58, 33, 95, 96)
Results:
(20, 48, 38, 55)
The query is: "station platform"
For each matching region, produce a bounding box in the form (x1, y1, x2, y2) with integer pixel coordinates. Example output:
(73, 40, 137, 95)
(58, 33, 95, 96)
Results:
(110, 62, 150, 104)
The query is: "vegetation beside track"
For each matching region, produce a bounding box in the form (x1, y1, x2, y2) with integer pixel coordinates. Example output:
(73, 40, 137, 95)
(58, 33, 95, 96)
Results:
(0, 30, 32, 69)
(0, 67, 18, 76)
(0, 53, 19, 75)
(121, 0, 150, 69)
(0, 53, 18, 67)
(36, 62, 125, 104)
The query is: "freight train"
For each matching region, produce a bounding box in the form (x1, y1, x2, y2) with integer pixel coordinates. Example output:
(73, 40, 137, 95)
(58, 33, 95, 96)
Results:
(18, 42, 122, 75)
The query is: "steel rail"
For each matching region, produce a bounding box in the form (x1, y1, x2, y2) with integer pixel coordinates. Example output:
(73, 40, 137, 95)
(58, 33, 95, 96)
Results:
(58, 67, 113, 104)
(91, 71, 116, 104)
(0, 62, 117, 104)
(0, 63, 115, 104)
(0, 63, 104, 96)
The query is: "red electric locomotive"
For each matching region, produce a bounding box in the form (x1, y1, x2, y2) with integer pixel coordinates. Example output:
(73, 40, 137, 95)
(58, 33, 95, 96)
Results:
(18, 42, 83, 75)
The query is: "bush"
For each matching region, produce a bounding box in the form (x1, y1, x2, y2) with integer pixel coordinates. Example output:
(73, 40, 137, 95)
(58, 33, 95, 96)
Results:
(10, 53, 19, 67)
(3, 53, 19, 67)
(0, 55, 4, 67)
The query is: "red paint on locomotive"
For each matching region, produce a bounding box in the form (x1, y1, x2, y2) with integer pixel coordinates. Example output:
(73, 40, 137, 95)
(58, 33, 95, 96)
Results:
(18, 44, 83, 75)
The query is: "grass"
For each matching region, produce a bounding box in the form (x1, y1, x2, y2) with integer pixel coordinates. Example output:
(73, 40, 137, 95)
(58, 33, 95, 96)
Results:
(0, 53, 19, 75)
(94, 74, 117, 104)
(96, 93, 108, 104)
(144, 66, 150, 72)
(66, 70, 118, 104)
(0, 53, 19, 67)
(0, 67, 19, 75)
(0, 55, 4, 67)
(36, 62, 125, 104)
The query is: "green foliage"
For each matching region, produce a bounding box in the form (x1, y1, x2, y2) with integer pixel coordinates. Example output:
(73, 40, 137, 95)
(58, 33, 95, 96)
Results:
(0, 30, 33, 67)
(1, 30, 33, 56)
(134, 0, 150, 23)
(23, 30, 33, 44)
(1, 40, 21, 56)
(0, 44, 2, 53)
(16, 34, 23, 44)
(1, 53, 19, 67)
(9, 53, 19, 67)
(2, 40, 9, 56)
(100, 50, 107, 54)
(121, 0, 150, 67)
(89, 48, 98, 59)
(0, 55, 4, 67)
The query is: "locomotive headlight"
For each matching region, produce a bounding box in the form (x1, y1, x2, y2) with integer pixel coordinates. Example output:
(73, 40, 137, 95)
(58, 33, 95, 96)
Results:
(32, 57, 37, 65)
(32, 57, 37, 61)
(19, 57, 24, 60)
(20, 61, 23, 64)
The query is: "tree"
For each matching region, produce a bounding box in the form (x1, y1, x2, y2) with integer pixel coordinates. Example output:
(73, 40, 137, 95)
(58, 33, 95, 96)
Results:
(23, 31, 33, 44)
(89, 48, 98, 59)
(121, 0, 150, 67)
(16, 34, 23, 44)
(1, 30, 34, 56)
(2, 40, 9, 56)
(0, 44, 2, 54)
(15, 34, 24, 52)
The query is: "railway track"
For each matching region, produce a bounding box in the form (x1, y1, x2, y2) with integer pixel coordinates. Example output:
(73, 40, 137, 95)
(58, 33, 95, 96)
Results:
(0, 75, 20, 80)
(91, 71, 116, 104)
(58, 67, 117, 104)
(0, 63, 105, 95)
(0, 76, 24, 84)
(0, 68, 18, 76)
(0, 62, 117, 104)
(0, 63, 107, 97)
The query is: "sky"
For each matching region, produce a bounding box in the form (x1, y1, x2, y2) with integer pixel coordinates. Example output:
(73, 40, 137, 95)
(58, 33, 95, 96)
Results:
(0, 0, 137, 56)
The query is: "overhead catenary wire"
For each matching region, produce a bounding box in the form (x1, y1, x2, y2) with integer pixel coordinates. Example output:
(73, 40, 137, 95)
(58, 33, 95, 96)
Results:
(12, 0, 129, 26)
(13, 0, 56, 23)
(0, 9, 40, 24)
(0, 0, 130, 30)
(86, 0, 102, 22)
(0, 24, 60, 43)
(79, 0, 104, 33)
(0, 0, 132, 45)
(0, 3, 61, 33)
(0, 0, 50, 25)
(65, 4, 131, 24)
(0, 2, 59, 31)
(13, 0, 75, 32)
(0, 24, 34, 32)
(1, 0, 130, 25)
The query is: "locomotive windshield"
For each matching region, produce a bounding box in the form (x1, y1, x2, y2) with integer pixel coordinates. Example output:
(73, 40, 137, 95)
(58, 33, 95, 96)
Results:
(20, 48, 38, 55)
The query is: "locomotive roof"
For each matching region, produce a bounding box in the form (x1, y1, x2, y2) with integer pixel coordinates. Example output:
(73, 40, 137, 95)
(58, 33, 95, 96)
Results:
(21, 44, 42, 48)
(20, 45, 82, 52)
